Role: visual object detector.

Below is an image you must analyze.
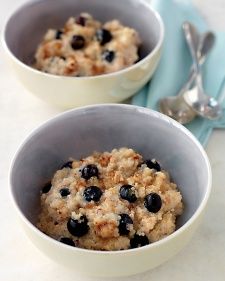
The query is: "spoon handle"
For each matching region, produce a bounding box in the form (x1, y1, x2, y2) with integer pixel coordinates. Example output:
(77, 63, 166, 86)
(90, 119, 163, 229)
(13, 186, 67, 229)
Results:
(178, 22, 201, 96)
(178, 37, 205, 95)
(182, 22, 204, 92)
(183, 22, 199, 70)
(181, 31, 215, 93)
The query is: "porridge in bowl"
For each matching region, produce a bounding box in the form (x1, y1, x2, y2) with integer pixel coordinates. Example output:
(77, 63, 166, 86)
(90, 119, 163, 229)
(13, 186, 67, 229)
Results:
(34, 13, 141, 76)
(37, 148, 183, 251)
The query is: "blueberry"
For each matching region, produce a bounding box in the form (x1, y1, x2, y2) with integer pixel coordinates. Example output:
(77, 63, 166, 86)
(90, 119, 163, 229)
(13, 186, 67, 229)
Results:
(59, 237, 75, 246)
(135, 47, 141, 63)
(144, 193, 162, 213)
(96, 29, 112, 45)
(67, 216, 89, 237)
(119, 185, 137, 203)
(55, 30, 63, 40)
(59, 188, 70, 197)
(42, 182, 51, 194)
(61, 161, 73, 169)
(71, 35, 85, 50)
(83, 186, 103, 202)
(76, 15, 86, 26)
(102, 50, 115, 63)
(81, 164, 99, 180)
(119, 214, 133, 235)
(144, 159, 161, 171)
(130, 234, 149, 248)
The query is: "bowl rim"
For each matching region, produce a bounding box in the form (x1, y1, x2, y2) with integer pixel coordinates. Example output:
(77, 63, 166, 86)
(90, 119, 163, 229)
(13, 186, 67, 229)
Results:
(9, 104, 212, 255)
(2, 0, 164, 80)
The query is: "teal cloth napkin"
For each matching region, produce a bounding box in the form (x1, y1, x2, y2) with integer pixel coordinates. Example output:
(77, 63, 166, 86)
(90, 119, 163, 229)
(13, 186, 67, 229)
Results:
(131, 0, 225, 146)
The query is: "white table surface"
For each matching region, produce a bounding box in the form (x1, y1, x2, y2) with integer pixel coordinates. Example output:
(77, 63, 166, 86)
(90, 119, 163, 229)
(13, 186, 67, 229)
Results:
(1, 1, 225, 280)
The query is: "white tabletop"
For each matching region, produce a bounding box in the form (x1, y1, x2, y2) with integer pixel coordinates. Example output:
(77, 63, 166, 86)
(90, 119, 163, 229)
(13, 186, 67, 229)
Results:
(1, 1, 225, 280)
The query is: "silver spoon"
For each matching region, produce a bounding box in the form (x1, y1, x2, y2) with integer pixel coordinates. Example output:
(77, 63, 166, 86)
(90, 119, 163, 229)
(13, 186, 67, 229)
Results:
(183, 21, 222, 120)
(159, 30, 215, 124)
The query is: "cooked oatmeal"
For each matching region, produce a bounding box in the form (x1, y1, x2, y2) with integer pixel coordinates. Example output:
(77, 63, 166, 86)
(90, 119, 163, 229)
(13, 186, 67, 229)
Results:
(37, 148, 183, 251)
(34, 13, 141, 76)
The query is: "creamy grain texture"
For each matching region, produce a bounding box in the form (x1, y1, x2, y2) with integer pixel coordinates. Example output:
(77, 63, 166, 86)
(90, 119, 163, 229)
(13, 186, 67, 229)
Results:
(37, 148, 183, 251)
(34, 13, 141, 76)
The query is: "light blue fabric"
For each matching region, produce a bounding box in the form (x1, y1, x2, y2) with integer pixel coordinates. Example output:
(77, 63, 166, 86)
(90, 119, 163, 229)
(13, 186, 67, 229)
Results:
(131, 0, 225, 146)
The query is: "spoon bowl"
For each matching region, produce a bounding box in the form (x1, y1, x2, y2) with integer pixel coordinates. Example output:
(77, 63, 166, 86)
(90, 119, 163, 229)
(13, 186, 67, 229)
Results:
(159, 95, 195, 124)
(183, 87, 223, 119)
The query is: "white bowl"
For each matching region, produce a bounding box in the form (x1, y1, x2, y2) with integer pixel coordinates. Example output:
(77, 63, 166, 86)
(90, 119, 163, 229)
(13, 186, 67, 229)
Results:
(2, 0, 164, 109)
(9, 104, 212, 277)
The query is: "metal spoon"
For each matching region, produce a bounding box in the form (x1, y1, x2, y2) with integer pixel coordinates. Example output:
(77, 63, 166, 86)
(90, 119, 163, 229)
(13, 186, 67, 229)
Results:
(182, 21, 222, 120)
(159, 30, 215, 124)
(159, 84, 195, 125)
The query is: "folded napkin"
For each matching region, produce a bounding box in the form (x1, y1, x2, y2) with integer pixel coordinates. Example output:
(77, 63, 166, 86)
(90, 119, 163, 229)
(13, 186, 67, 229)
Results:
(131, 0, 225, 146)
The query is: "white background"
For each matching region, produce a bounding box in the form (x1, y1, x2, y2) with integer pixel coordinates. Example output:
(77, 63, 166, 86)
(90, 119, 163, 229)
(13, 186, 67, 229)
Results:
(1, 0, 225, 280)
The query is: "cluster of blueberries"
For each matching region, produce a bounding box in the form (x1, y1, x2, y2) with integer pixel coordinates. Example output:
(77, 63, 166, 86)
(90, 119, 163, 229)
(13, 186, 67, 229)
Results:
(42, 158, 162, 249)
(55, 15, 115, 63)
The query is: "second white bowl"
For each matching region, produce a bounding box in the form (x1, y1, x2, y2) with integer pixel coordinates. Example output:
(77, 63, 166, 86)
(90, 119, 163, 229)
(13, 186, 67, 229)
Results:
(2, 0, 164, 108)
(9, 104, 211, 277)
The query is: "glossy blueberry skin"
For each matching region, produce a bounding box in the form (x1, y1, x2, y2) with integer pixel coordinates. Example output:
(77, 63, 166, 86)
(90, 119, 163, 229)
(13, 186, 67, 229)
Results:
(144, 159, 161, 171)
(144, 193, 162, 213)
(102, 50, 115, 63)
(67, 216, 89, 237)
(42, 182, 51, 194)
(81, 164, 99, 180)
(61, 161, 73, 169)
(118, 214, 133, 235)
(119, 185, 137, 203)
(59, 237, 75, 246)
(59, 188, 70, 197)
(96, 28, 112, 45)
(130, 234, 149, 248)
(76, 15, 86, 26)
(83, 186, 103, 202)
(71, 35, 85, 50)
(55, 30, 63, 39)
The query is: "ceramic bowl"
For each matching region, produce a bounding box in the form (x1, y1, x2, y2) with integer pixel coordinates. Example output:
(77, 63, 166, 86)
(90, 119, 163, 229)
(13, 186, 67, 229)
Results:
(9, 104, 212, 277)
(2, 0, 164, 108)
